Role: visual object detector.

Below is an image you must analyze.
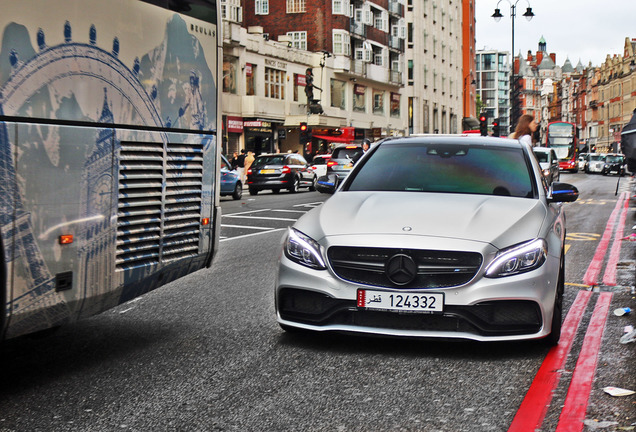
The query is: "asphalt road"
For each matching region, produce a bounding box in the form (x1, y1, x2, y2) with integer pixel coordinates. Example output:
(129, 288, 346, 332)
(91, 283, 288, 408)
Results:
(0, 173, 634, 432)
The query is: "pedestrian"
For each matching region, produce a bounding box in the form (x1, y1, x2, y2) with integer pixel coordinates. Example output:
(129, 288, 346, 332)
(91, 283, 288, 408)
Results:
(244, 151, 255, 179)
(230, 151, 239, 170)
(510, 114, 538, 147)
(236, 149, 246, 183)
(352, 139, 371, 164)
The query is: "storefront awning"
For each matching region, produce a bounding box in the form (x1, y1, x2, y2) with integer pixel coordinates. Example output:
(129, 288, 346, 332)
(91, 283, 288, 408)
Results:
(312, 134, 354, 143)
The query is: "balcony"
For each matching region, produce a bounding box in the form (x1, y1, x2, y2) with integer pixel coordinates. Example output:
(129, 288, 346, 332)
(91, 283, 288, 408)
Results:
(389, 70, 402, 85)
(388, 0, 404, 16)
(389, 35, 404, 51)
(350, 20, 366, 37)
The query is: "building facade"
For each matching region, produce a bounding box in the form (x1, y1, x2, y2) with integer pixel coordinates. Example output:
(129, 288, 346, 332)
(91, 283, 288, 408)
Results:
(405, 0, 463, 134)
(475, 49, 510, 133)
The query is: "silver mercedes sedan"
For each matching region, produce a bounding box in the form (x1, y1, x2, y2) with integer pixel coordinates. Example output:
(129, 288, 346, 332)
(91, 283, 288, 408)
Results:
(275, 136, 579, 345)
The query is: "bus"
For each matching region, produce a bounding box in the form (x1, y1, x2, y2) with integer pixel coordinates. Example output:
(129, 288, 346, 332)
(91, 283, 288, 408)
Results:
(546, 121, 578, 172)
(0, 0, 221, 342)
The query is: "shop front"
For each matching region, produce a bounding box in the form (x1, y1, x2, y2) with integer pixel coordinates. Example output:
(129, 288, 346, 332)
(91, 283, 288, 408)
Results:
(244, 119, 276, 155)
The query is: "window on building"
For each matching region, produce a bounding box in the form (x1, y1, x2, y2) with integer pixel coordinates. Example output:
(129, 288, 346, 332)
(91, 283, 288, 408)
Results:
(330, 79, 346, 109)
(333, 30, 351, 55)
(287, 0, 306, 13)
(221, 0, 242, 22)
(223, 56, 238, 94)
(390, 92, 400, 118)
(265, 68, 285, 99)
(373, 89, 384, 114)
(353, 84, 366, 112)
(256, 0, 269, 14)
(287, 31, 307, 50)
(408, 59, 414, 82)
(333, 0, 350, 15)
(245, 63, 256, 96)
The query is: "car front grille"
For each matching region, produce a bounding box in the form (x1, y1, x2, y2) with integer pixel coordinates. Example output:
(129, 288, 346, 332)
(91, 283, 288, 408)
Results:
(327, 246, 482, 289)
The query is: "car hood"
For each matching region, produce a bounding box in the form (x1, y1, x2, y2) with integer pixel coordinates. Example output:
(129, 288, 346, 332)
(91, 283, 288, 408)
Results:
(296, 192, 547, 250)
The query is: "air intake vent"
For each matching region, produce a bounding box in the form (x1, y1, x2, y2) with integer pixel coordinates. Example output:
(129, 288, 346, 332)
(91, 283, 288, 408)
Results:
(116, 141, 203, 271)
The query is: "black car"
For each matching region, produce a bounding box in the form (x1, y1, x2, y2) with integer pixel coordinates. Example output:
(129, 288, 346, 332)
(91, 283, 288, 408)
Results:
(246, 153, 317, 195)
(601, 153, 626, 176)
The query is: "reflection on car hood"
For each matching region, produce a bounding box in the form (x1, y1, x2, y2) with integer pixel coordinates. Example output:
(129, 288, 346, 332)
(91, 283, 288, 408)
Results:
(296, 192, 546, 250)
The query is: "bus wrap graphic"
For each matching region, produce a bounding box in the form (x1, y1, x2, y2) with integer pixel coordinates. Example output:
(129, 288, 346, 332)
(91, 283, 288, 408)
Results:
(0, 9, 217, 338)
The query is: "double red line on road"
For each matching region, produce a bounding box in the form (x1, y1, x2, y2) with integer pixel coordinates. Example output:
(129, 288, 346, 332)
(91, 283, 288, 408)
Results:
(509, 191, 629, 430)
(508, 291, 613, 432)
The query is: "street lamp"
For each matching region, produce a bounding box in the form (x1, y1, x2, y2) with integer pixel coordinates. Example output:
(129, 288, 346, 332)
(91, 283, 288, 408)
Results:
(492, 0, 534, 134)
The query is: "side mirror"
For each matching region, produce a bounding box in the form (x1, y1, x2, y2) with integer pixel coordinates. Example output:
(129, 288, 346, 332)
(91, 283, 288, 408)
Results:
(315, 174, 339, 194)
(549, 182, 579, 203)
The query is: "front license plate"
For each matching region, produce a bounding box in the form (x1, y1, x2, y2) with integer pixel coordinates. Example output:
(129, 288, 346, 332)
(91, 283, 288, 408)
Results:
(357, 289, 444, 313)
(260, 169, 276, 174)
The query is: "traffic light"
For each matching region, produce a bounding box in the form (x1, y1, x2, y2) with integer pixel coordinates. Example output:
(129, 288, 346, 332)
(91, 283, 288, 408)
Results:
(479, 114, 487, 136)
(299, 122, 311, 145)
(492, 118, 500, 137)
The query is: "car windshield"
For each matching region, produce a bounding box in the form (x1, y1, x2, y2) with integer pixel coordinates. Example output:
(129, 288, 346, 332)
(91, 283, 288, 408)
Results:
(252, 155, 285, 167)
(589, 155, 602, 161)
(346, 142, 535, 198)
(332, 147, 362, 161)
(605, 155, 623, 163)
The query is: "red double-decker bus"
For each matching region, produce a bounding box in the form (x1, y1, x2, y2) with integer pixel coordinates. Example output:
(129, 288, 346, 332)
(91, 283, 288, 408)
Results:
(546, 122, 578, 172)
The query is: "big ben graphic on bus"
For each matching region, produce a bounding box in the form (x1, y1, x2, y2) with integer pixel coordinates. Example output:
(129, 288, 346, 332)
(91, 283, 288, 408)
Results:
(0, 7, 216, 336)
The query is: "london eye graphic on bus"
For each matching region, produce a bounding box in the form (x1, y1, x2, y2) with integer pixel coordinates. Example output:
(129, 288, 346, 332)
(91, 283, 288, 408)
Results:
(0, 13, 216, 337)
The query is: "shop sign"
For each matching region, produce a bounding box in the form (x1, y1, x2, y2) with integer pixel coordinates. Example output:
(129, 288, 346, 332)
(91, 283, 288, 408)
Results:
(227, 116, 243, 133)
(245, 63, 253, 76)
(354, 84, 366, 95)
(244, 120, 272, 128)
(296, 74, 306, 86)
(264, 59, 287, 70)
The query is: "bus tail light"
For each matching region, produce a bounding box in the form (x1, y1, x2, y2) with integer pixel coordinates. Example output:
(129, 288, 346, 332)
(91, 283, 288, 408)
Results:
(59, 235, 73, 245)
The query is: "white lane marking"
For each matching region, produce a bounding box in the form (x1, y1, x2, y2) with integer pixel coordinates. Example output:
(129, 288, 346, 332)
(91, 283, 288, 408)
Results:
(223, 215, 298, 222)
(220, 228, 286, 242)
(221, 224, 275, 230)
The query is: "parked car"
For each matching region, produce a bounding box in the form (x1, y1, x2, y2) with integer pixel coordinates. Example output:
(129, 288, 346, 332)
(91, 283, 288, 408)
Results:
(220, 155, 242, 200)
(584, 153, 605, 174)
(326, 144, 364, 180)
(578, 153, 587, 171)
(601, 153, 626, 176)
(246, 153, 316, 195)
(533, 147, 560, 184)
(308, 154, 331, 178)
(276, 135, 579, 345)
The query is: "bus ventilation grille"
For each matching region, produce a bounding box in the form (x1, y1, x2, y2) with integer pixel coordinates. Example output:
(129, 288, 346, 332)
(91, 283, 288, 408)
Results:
(116, 141, 204, 271)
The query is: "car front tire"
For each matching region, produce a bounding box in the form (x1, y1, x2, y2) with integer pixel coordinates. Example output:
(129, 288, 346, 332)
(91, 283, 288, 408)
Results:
(544, 255, 565, 346)
(232, 182, 243, 200)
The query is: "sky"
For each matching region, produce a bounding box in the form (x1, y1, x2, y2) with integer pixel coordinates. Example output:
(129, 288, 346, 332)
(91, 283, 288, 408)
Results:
(475, 0, 636, 68)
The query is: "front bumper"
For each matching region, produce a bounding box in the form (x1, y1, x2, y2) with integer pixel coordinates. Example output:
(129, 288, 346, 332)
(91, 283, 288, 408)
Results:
(275, 248, 559, 342)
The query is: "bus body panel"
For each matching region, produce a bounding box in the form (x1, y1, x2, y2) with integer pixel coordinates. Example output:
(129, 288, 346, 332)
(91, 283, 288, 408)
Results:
(546, 122, 578, 172)
(0, 0, 220, 341)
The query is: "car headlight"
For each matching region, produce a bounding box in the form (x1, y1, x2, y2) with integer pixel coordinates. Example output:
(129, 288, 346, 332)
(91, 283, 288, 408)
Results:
(284, 228, 326, 270)
(485, 239, 547, 278)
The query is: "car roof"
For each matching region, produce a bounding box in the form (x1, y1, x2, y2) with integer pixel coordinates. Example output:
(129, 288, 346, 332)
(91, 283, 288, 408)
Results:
(377, 134, 525, 150)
